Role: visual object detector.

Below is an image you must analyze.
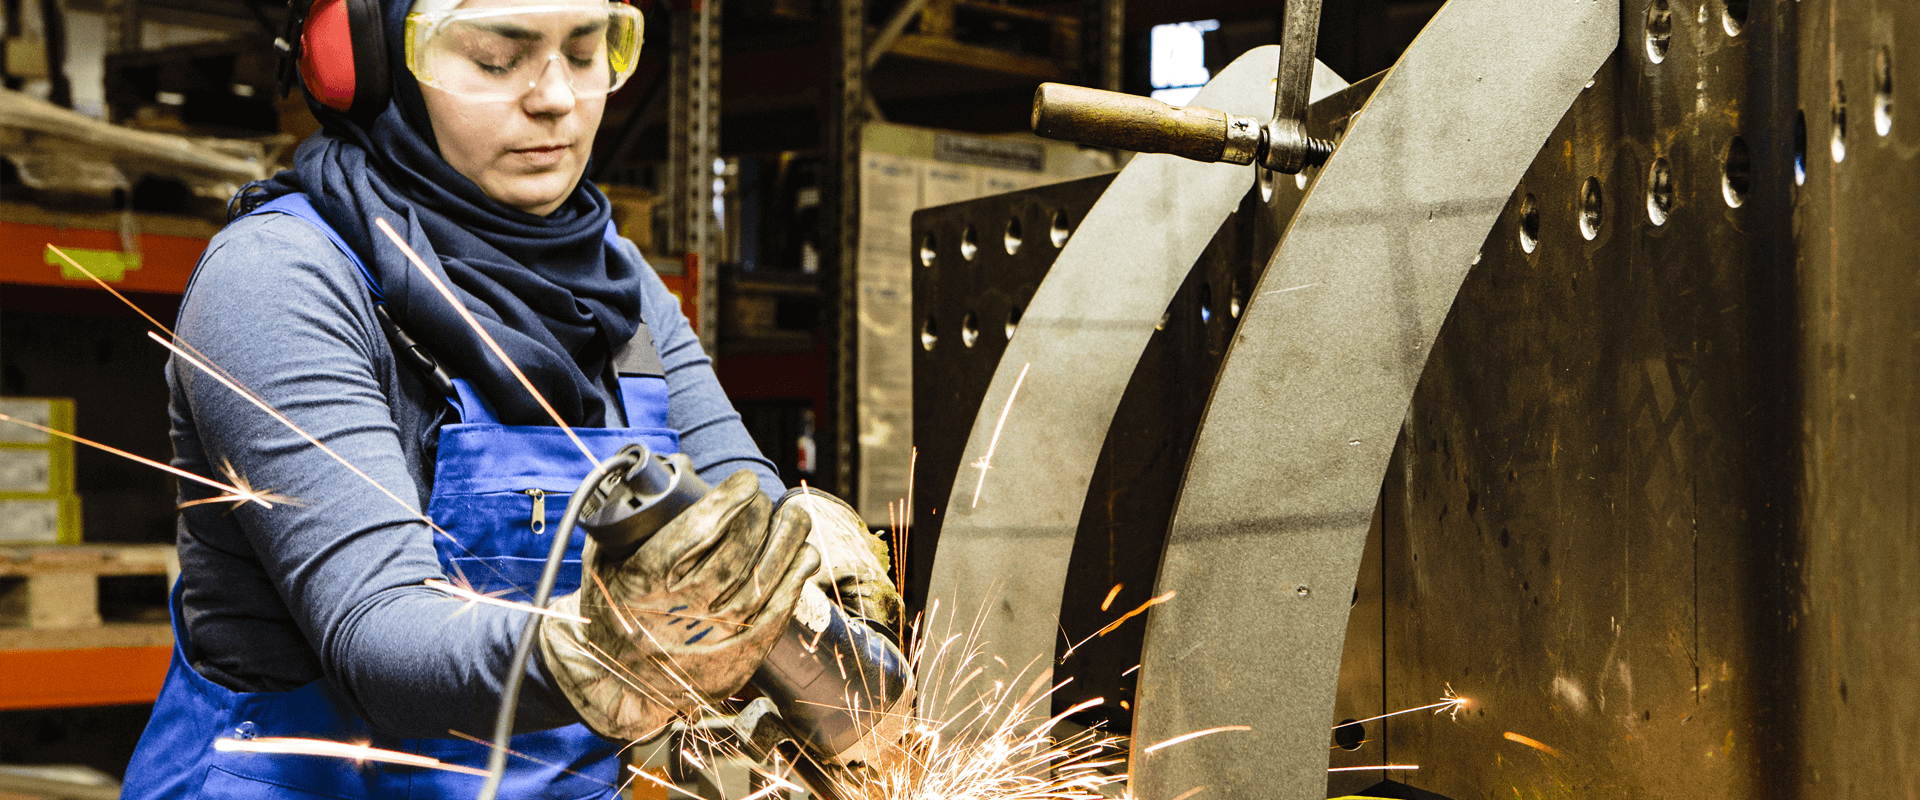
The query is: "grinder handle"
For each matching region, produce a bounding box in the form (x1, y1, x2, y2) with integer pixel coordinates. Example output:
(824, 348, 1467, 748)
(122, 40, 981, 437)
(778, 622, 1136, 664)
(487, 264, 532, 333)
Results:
(1031, 82, 1238, 163)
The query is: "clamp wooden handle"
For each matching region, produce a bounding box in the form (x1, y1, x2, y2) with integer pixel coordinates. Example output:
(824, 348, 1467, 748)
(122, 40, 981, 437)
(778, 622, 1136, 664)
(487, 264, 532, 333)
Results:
(1031, 82, 1238, 163)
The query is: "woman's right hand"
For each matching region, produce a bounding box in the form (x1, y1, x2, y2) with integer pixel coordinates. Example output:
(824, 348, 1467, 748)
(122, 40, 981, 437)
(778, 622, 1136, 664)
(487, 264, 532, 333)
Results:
(539, 468, 819, 741)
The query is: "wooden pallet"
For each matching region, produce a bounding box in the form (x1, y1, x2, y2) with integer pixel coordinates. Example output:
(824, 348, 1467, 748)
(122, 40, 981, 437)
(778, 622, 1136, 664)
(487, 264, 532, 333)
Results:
(0, 543, 176, 710)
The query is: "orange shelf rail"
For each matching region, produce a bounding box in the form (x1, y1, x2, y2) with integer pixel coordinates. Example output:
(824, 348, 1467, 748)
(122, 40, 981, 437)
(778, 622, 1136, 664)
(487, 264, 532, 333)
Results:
(0, 219, 209, 295)
(0, 644, 171, 710)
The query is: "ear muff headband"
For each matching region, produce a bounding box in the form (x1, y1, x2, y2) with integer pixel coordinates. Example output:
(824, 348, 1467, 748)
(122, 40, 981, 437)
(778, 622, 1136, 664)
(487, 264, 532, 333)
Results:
(298, 0, 390, 122)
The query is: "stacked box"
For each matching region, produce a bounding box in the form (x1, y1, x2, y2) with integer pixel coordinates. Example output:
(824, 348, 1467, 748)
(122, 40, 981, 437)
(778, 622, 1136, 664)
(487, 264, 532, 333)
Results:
(0, 398, 80, 544)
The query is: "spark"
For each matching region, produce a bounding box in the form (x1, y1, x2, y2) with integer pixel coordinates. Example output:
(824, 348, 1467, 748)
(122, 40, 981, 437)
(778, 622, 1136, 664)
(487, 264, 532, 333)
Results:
(373, 217, 594, 464)
(1328, 764, 1419, 772)
(151, 333, 462, 546)
(1142, 725, 1252, 754)
(1121, 664, 1141, 677)
(627, 766, 715, 800)
(970, 362, 1031, 508)
(45, 244, 183, 339)
(0, 413, 276, 509)
(901, 446, 916, 593)
(1263, 283, 1319, 295)
(1061, 591, 1175, 660)
(213, 737, 490, 776)
(424, 579, 588, 623)
(1099, 584, 1123, 612)
(1336, 695, 1469, 728)
(1503, 731, 1561, 757)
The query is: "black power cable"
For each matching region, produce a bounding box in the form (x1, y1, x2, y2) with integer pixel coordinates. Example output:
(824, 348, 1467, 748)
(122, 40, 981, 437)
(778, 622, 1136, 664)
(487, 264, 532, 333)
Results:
(475, 448, 641, 800)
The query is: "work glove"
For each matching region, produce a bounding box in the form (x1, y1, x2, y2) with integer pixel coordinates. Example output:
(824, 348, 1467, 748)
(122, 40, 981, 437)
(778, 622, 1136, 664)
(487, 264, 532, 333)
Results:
(541, 469, 820, 741)
(773, 488, 902, 634)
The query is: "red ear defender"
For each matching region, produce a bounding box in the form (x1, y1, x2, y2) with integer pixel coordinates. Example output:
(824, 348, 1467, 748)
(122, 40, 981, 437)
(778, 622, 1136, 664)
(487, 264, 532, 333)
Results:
(298, 0, 390, 122)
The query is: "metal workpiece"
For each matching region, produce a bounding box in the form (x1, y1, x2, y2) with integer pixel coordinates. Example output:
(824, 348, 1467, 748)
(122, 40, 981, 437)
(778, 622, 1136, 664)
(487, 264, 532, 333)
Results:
(1130, 2, 1616, 800)
(916, 48, 1349, 731)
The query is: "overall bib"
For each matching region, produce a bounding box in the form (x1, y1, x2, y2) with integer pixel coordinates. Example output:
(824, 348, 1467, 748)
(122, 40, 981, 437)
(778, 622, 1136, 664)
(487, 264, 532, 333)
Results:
(123, 195, 672, 799)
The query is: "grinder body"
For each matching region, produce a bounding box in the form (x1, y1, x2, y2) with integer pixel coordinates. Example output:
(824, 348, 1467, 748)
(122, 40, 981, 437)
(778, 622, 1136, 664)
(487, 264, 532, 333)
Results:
(574, 444, 915, 767)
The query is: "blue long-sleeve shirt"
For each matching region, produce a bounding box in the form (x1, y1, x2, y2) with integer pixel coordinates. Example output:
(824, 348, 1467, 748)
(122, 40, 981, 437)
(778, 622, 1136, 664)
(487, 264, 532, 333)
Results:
(170, 211, 783, 738)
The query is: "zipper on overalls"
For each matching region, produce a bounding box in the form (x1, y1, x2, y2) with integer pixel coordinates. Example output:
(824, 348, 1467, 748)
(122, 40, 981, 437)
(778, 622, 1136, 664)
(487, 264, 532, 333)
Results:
(521, 489, 547, 535)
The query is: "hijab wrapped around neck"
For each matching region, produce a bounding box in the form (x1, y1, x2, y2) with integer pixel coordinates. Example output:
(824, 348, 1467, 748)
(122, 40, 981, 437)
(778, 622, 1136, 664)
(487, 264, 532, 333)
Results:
(239, 0, 644, 428)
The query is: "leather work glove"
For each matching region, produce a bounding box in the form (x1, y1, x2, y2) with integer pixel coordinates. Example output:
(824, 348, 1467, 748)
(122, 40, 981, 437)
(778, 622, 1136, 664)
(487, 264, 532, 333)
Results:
(541, 469, 820, 741)
(772, 488, 902, 634)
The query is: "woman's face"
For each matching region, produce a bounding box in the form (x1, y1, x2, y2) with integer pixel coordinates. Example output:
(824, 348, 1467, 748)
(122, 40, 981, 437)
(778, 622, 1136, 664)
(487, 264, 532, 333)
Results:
(419, 0, 608, 216)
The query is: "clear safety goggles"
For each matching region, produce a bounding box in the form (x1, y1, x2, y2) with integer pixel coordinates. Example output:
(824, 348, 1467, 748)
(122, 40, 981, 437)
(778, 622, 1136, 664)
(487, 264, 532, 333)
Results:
(404, 3, 643, 102)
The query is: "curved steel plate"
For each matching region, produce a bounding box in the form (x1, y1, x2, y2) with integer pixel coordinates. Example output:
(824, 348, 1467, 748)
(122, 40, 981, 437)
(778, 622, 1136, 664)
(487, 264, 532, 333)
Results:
(917, 49, 1347, 721)
(1130, 1, 1617, 798)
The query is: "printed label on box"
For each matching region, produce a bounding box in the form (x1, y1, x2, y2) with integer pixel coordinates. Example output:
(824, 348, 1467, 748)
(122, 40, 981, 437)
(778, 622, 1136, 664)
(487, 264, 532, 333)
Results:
(0, 448, 51, 492)
(0, 498, 61, 543)
(0, 398, 52, 443)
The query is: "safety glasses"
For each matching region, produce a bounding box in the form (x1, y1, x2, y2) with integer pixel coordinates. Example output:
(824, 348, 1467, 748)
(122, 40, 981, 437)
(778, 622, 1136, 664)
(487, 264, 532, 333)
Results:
(404, 3, 643, 102)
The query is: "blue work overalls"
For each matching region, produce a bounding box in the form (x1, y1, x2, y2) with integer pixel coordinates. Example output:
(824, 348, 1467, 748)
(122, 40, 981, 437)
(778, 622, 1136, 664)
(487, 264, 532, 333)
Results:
(122, 194, 673, 799)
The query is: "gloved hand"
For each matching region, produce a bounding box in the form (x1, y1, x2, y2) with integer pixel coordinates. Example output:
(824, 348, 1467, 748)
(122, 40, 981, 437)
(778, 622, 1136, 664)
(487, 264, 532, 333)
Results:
(541, 469, 819, 741)
(773, 488, 902, 633)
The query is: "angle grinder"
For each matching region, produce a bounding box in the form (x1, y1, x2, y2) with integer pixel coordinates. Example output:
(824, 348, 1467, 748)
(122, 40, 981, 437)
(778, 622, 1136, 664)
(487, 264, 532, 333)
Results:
(571, 443, 916, 770)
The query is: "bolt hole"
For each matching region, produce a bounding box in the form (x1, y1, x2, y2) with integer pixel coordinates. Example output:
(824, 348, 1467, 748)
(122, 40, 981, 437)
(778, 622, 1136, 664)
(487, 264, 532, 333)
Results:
(1005, 301, 1024, 339)
(1722, 0, 1746, 35)
(1004, 216, 1024, 255)
(1518, 193, 1540, 254)
(1295, 168, 1310, 190)
(1259, 167, 1275, 202)
(1793, 111, 1807, 186)
(1875, 47, 1894, 137)
(1199, 282, 1213, 324)
(920, 316, 938, 351)
(1832, 81, 1849, 163)
(1333, 719, 1366, 751)
(1646, 158, 1674, 225)
(1723, 136, 1752, 208)
(1645, 0, 1672, 64)
(1049, 209, 1072, 247)
(918, 233, 937, 268)
(961, 225, 979, 261)
(961, 310, 980, 347)
(1229, 279, 1244, 319)
(1578, 177, 1604, 240)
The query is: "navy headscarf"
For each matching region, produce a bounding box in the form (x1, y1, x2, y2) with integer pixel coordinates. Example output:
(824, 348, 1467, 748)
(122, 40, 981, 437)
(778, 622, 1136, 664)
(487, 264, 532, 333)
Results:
(240, 0, 644, 428)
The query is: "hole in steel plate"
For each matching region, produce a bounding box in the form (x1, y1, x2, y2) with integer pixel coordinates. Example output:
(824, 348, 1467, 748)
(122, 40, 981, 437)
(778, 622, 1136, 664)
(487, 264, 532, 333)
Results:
(1832, 81, 1849, 163)
(1259, 166, 1275, 202)
(1519, 193, 1540, 254)
(1579, 177, 1604, 240)
(1004, 216, 1024, 255)
(961, 225, 979, 261)
(1723, 135, 1752, 208)
(1647, 158, 1674, 225)
(1875, 46, 1894, 137)
(1793, 111, 1808, 185)
(1229, 278, 1244, 319)
(920, 316, 938, 350)
(1005, 301, 1024, 339)
(1722, 0, 1746, 35)
(961, 310, 979, 347)
(1199, 282, 1213, 324)
(1049, 209, 1072, 247)
(918, 233, 936, 268)
(1333, 719, 1366, 751)
(1645, 0, 1672, 64)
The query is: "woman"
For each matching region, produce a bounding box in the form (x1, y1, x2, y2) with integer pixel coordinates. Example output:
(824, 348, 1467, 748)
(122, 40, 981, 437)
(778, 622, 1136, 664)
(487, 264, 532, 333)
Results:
(121, 1, 899, 797)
